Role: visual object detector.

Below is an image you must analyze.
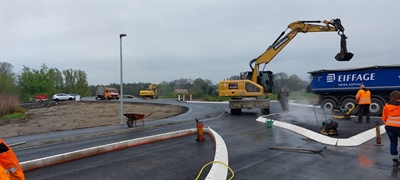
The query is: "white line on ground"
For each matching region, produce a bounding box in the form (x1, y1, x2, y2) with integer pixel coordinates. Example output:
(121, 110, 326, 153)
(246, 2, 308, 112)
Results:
(256, 116, 385, 147)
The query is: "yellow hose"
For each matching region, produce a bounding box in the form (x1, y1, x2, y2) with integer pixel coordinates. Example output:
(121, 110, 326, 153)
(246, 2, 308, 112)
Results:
(195, 160, 234, 180)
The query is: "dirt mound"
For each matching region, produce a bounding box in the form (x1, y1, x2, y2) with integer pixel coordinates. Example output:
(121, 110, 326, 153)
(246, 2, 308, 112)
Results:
(0, 101, 185, 138)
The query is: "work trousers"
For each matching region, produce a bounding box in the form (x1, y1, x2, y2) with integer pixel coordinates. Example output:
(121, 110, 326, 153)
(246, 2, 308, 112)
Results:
(358, 104, 370, 122)
(385, 126, 400, 156)
(280, 101, 289, 112)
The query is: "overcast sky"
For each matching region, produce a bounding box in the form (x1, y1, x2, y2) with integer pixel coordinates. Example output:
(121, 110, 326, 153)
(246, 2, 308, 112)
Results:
(1, 0, 399, 85)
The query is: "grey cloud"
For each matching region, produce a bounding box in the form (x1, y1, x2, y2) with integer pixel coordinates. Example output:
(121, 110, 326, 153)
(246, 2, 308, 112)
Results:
(1, 1, 399, 85)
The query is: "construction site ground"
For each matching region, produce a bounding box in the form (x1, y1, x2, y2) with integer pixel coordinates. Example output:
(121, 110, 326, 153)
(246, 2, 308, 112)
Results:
(0, 100, 184, 138)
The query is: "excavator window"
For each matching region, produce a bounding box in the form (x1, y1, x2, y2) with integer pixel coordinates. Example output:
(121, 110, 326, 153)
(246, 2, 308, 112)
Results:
(239, 71, 273, 93)
(259, 71, 273, 93)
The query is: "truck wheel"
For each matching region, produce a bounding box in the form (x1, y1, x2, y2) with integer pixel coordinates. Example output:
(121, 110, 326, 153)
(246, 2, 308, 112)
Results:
(320, 99, 337, 113)
(370, 98, 384, 116)
(231, 109, 241, 115)
(261, 108, 270, 115)
(341, 98, 358, 115)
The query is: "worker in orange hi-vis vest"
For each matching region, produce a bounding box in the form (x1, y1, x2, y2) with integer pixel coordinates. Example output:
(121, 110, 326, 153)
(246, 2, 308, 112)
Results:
(382, 90, 400, 166)
(0, 165, 10, 180)
(0, 139, 25, 180)
(355, 85, 371, 123)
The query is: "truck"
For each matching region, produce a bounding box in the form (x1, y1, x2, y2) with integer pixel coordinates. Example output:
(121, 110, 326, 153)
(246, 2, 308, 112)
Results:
(139, 84, 158, 99)
(95, 86, 120, 100)
(307, 64, 400, 116)
(218, 18, 353, 115)
(34, 94, 48, 103)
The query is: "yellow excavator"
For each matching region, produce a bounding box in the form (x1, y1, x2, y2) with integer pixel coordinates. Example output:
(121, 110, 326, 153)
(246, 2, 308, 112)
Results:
(219, 18, 354, 115)
(139, 84, 158, 99)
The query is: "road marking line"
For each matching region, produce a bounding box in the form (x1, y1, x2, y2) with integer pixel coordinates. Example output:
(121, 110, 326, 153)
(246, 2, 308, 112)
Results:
(256, 117, 386, 147)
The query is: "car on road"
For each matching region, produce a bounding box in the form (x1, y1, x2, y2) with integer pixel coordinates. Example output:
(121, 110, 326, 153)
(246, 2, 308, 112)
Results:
(68, 94, 81, 100)
(52, 93, 75, 102)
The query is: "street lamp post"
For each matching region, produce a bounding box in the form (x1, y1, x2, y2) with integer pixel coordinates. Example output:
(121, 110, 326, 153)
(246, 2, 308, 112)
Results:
(119, 33, 127, 125)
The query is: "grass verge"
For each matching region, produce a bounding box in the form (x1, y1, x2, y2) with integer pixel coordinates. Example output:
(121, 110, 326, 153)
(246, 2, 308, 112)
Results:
(0, 113, 25, 120)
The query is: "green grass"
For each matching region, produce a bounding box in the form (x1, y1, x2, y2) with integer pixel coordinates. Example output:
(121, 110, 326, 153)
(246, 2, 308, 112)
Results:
(202, 95, 230, 102)
(269, 94, 277, 100)
(0, 113, 25, 120)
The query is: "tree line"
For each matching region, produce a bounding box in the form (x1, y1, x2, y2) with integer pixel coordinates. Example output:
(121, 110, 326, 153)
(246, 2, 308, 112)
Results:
(0, 62, 90, 102)
(1, 61, 312, 102)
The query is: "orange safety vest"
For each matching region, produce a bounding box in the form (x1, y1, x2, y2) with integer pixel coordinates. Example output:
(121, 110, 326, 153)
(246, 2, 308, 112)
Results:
(355, 89, 371, 105)
(382, 100, 400, 128)
(0, 166, 10, 180)
(0, 139, 25, 180)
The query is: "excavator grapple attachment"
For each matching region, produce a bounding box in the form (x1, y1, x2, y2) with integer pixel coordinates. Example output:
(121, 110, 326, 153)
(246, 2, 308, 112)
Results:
(335, 32, 353, 61)
(335, 52, 354, 61)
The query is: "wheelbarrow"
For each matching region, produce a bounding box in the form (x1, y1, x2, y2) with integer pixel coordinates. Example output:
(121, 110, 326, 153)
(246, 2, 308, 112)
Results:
(124, 113, 153, 128)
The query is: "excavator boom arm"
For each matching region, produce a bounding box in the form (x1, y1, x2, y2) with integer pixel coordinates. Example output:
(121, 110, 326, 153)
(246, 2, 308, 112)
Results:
(250, 18, 353, 82)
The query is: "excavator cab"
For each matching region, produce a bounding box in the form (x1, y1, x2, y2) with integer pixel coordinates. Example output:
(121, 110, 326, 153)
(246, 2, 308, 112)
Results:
(240, 71, 273, 94)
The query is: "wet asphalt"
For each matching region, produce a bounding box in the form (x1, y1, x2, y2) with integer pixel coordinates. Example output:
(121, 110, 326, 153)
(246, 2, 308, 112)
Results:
(267, 105, 382, 138)
(23, 134, 215, 180)
(6, 99, 400, 180)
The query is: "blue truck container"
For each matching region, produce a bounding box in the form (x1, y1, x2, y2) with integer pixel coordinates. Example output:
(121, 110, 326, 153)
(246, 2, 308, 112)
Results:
(307, 64, 400, 116)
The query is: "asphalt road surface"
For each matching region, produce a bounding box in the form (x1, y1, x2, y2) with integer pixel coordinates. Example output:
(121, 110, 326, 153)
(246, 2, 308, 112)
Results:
(24, 135, 215, 180)
(8, 99, 398, 180)
(268, 105, 383, 138)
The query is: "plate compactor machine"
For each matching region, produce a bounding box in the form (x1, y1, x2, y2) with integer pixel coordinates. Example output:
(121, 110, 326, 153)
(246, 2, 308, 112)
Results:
(321, 119, 339, 136)
(314, 106, 340, 136)
(320, 105, 357, 136)
(331, 105, 358, 120)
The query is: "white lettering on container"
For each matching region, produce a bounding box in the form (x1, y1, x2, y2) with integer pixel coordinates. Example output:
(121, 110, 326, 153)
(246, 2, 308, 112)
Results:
(328, 73, 376, 82)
